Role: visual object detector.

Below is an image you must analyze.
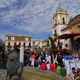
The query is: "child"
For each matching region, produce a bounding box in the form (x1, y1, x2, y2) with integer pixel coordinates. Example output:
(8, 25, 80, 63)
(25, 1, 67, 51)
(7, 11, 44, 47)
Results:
(50, 63, 56, 73)
(40, 60, 46, 70)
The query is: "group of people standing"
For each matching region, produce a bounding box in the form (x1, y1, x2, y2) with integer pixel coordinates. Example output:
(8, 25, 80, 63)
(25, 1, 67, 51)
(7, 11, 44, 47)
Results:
(24, 50, 67, 76)
(24, 51, 52, 68)
(24, 50, 80, 80)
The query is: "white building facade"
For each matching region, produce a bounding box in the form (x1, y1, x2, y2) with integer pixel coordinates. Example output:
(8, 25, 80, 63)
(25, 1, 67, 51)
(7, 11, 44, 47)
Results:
(34, 39, 50, 50)
(5, 35, 34, 51)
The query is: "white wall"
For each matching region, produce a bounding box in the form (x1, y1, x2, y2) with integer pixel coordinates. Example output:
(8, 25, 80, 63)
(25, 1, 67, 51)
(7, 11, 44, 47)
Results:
(56, 25, 67, 36)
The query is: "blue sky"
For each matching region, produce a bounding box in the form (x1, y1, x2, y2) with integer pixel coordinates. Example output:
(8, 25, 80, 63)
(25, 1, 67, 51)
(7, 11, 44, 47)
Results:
(0, 0, 80, 39)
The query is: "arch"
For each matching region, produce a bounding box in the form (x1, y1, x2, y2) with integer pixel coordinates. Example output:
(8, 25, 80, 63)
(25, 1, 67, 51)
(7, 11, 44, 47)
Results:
(14, 42, 16, 46)
(23, 42, 25, 47)
(19, 42, 21, 46)
(62, 17, 65, 24)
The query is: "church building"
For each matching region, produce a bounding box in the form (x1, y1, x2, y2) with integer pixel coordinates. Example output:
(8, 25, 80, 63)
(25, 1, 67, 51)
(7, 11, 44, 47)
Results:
(52, 4, 71, 49)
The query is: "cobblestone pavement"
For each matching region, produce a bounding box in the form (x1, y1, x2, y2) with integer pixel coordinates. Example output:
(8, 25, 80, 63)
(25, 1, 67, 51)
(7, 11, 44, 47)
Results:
(0, 69, 6, 80)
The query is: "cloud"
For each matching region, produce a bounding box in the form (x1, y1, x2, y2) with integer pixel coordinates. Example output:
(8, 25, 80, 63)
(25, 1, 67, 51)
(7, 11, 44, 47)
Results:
(0, 0, 80, 39)
(0, 0, 17, 8)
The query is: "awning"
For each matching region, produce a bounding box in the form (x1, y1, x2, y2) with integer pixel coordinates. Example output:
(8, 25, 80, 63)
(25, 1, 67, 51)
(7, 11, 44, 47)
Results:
(57, 33, 80, 39)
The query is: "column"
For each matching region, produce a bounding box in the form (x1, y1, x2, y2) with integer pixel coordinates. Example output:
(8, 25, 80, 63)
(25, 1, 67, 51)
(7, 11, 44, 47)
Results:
(20, 45, 24, 63)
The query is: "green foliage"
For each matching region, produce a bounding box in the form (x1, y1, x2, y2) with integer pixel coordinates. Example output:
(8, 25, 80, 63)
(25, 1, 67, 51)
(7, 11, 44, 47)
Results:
(48, 37, 57, 50)
(57, 66, 67, 77)
(48, 37, 57, 63)
(6, 50, 20, 76)
(60, 68, 67, 77)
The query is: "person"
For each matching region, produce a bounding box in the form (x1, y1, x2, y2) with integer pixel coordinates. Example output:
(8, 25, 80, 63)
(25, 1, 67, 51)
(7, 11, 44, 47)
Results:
(45, 54, 51, 64)
(30, 53, 36, 67)
(57, 65, 62, 75)
(40, 60, 46, 70)
(72, 67, 76, 74)
(74, 68, 80, 80)
(57, 54, 63, 67)
(41, 54, 45, 62)
(50, 63, 56, 73)
(46, 61, 50, 70)
(60, 64, 67, 77)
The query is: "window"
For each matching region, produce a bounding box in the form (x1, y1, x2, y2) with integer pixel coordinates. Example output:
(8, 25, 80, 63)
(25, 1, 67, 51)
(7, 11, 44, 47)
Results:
(8, 42, 10, 47)
(8, 37, 11, 40)
(25, 38, 28, 41)
(11, 37, 15, 40)
(29, 43, 31, 47)
(11, 42, 14, 46)
(65, 43, 68, 48)
(14, 42, 16, 46)
(19, 42, 21, 46)
(63, 17, 65, 24)
(23, 42, 25, 47)
(25, 42, 29, 46)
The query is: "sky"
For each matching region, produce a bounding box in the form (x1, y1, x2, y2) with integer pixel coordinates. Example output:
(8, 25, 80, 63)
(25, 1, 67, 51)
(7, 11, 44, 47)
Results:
(0, 0, 80, 40)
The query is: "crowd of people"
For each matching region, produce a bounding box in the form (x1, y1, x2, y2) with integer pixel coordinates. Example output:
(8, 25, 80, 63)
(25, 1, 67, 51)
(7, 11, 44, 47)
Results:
(24, 50, 66, 75)
(24, 50, 80, 79)
(0, 47, 80, 80)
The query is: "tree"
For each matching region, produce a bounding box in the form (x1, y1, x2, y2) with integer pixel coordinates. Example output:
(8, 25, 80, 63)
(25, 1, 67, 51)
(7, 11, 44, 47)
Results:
(0, 39, 5, 53)
(48, 37, 57, 50)
(48, 36, 57, 63)
(0, 39, 6, 68)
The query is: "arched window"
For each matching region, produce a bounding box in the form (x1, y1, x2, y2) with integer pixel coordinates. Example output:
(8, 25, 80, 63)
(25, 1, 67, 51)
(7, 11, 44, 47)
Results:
(19, 42, 21, 46)
(29, 43, 31, 47)
(8, 42, 10, 47)
(14, 42, 16, 46)
(23, 42, 25, 47)
(63, 17, 65, 24)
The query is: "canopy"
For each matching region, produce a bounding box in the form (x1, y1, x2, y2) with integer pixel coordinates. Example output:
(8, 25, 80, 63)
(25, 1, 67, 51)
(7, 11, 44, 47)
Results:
(57, 33, 80, 39)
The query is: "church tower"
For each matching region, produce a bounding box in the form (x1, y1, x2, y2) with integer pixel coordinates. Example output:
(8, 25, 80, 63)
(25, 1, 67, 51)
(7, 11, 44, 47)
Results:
(52, 3, 68, 36)
(52, 3, 70, 49)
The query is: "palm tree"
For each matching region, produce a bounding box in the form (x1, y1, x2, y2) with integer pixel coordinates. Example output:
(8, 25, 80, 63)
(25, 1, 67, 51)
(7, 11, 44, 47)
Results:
(48, 37, 57, 63)
(48, 37, 57, 50)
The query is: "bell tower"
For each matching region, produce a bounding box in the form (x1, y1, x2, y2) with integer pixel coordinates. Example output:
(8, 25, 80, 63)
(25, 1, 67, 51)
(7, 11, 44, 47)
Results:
(52, 3, 68, 36)
(52, 3, 70, 49)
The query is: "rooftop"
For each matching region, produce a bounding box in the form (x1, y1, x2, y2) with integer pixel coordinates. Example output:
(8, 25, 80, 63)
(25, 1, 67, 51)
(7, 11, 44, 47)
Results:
(5, 34, 32, 38)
